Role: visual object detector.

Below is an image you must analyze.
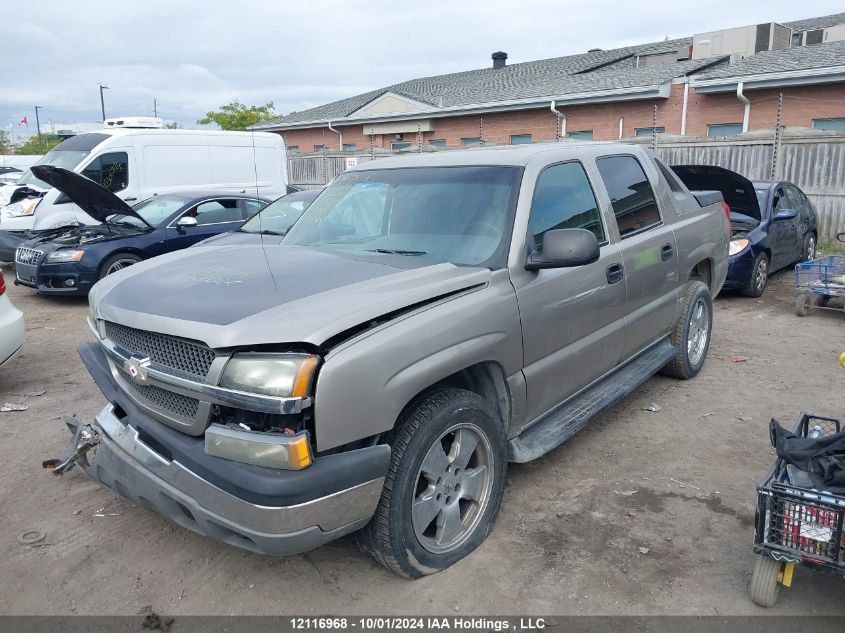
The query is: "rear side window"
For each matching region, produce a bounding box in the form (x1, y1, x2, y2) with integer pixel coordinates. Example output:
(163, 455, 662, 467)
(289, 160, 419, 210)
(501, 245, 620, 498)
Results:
(596, 155, 661, 238)
(186, 199, 244, 225)
(82, 152, 128, 192)
(528, 161, 605, 253)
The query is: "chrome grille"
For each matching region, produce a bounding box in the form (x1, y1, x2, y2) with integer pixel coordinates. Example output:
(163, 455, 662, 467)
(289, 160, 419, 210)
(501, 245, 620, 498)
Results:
(119, 369, 200, 419)
(15, 247, 44, 266)
(104, 321, 216, 381)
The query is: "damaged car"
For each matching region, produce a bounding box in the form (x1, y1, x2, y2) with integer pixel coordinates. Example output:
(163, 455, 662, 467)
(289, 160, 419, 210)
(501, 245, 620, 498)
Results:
(51, 143, 729, 577)
(671, 165, 817, 297)
(14, 165, 268, 296)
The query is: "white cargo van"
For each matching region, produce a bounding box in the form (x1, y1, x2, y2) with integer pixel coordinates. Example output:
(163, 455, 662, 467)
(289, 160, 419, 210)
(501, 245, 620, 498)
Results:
(0, 121, 288, 260)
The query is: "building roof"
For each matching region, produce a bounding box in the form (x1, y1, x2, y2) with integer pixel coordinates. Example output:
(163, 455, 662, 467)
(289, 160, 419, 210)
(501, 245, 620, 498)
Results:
(254, 12, 845, 130)
(783, 12, 845, 33)
(692, 40, 845, 91)
(254, 38, 703, 129)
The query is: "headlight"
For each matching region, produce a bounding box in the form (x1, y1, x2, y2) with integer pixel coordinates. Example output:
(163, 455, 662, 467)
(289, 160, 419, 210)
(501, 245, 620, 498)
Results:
(220, 353, 319, 398)
(729, 238, 749, 256)
(204, 424, 313, 469)
(46, 249, 84, 263)
(5, 198, 41, 217)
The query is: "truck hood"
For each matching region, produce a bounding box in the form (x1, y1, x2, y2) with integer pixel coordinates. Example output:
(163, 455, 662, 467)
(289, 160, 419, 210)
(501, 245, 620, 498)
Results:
(671, 164, 761, 224)
(29, 165, 151, 227)
(90, 244, 490, 349)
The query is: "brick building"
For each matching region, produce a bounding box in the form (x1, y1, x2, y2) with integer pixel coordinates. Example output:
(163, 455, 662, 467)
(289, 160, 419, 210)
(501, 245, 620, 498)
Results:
(253, 12, 845, 151)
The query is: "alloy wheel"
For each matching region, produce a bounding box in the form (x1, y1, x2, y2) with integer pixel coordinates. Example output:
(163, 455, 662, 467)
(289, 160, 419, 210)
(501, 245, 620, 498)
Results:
(687, 297, 710, 366)
(755, 258, 768, 293)
(412, 423, 494, 554)
(106, 259, 138, 275)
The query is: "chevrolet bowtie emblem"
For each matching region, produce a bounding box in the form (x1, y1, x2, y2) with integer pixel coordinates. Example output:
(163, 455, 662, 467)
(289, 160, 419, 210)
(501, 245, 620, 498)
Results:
(125, 355, 151, 385)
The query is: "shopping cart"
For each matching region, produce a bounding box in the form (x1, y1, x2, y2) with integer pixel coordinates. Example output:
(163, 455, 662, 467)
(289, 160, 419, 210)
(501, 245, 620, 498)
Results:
(794, 255, 845, 316)
(750, 412, 844, 607)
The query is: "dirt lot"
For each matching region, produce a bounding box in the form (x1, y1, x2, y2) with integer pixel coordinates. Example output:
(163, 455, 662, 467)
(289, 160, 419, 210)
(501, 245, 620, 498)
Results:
(1, 262, 843, 616)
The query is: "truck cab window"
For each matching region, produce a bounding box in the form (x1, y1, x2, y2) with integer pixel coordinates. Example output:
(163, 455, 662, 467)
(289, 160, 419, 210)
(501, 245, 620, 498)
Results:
(81, 152, 129, 193)
(596, 155, 661, 238)
(528, 162, 605, 252)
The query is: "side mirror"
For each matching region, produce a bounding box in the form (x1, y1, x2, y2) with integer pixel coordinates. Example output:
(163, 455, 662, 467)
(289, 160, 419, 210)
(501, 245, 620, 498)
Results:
(525, 228, 600, 271)
(773, 208, 797, 222)
(177, 216, 198, 228)
(838, 232, 844, 243)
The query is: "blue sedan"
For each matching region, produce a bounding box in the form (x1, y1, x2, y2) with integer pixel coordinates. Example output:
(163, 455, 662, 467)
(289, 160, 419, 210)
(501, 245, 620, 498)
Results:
(672, 165, 818, 297)
(13, 165, 268, 296)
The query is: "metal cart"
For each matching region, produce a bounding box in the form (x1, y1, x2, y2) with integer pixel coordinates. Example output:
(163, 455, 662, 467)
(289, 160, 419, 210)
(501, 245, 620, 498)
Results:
(795, 255, 845, 317)
(751, 412, 844, 607)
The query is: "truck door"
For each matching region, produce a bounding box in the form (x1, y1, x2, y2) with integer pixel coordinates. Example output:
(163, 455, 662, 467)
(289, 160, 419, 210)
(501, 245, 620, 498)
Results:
(78, 149, 138, 221)
(594, 154, 678, 360)
(512, 160, 627, 423)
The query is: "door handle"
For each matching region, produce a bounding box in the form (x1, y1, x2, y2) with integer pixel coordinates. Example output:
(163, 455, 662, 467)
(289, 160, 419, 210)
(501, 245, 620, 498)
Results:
(606, 263, 624, 284)
(661, 243, 674, 261)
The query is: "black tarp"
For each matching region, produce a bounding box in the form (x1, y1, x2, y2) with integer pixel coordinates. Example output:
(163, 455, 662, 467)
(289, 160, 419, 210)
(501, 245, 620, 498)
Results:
(770, 418, 845, 493)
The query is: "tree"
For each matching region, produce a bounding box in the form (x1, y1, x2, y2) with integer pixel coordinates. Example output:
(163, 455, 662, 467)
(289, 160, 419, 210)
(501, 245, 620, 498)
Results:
(16, 134, 63, 154)
(163, 121, 183, 129)
(197, 100, 276, 131)
(0, 130, 11, 154)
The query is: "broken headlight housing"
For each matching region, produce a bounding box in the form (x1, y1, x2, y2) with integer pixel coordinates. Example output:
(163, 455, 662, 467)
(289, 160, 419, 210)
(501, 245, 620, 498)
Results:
(219, 353, 319, 398)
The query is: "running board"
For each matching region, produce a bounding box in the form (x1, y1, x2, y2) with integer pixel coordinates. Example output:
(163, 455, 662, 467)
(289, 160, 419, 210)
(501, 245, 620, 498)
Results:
(508, 339, 677, 463)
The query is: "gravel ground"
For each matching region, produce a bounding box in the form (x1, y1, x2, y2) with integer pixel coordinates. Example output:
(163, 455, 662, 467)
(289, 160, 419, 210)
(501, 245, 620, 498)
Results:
(0, 262, 843, 616)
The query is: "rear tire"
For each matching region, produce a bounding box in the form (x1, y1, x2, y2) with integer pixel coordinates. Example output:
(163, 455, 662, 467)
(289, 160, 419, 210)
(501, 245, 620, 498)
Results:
(99, 253, 142, 280)
(661, 281, 713, 380)
(741, 253, 769, 298)
(749, 556, 782, 608)
(357, 388, 507, 578)
(800, 233, 816, 263)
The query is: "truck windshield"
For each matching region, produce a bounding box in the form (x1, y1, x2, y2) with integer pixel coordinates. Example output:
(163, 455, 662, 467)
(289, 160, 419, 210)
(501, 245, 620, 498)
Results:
(283, 166, 521, 267)
(16, 133, 109, 189)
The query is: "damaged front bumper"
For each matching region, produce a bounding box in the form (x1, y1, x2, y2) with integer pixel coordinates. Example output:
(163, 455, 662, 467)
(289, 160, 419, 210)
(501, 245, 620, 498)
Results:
(51, 343, 391, 556)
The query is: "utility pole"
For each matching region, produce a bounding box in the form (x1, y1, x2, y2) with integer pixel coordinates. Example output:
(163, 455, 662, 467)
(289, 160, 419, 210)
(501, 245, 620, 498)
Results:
(652, 105, 658, 153)
(770, 92, 784, 180)
(153, 98, 157, 117)
(34, 106, 43, 151)
(99, 84, 109, 122)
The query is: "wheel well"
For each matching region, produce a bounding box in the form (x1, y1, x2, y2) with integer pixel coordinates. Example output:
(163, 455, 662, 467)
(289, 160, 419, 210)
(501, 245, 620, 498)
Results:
(413, 362, 511, 431)
(99, 251, 143, 273)
(689, 259, 712, 291)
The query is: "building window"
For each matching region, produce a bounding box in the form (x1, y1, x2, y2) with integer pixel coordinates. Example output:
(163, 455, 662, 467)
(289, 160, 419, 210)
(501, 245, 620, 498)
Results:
(461, 137, 481, 146)
(634, 127, 665, 136)
(287, 145, 299, 153)
(391, 142, 412, 150)
(812, 118, 845, 133)
(429, 139, 446, 149)
(706, 123, 742, 137)
(596, 155, 661, 238)
(568, 131, 593, 140)
(343, 143, 357, 152)
(510, 134, 532, 145)
(313, 144, 325, 152)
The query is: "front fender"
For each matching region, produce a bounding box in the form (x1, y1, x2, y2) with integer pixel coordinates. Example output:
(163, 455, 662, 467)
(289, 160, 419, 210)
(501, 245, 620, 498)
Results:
(312, 275, 522, 451)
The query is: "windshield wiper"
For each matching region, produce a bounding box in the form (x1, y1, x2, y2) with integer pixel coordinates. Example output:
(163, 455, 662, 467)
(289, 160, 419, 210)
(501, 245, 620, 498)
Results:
(365, 248, 428, 256)
(237, 228, 285, 235)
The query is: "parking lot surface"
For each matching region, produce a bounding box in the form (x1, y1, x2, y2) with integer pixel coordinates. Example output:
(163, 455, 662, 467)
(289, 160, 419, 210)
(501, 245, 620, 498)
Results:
(1, 261, 843, 616)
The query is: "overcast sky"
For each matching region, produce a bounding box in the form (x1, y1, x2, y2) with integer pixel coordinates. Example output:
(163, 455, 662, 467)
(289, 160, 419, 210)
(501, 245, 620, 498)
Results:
(1, 0, 842, 137)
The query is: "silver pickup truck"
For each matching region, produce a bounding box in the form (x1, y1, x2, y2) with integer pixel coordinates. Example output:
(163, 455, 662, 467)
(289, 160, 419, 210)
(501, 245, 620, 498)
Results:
(53, 142, 728, 578)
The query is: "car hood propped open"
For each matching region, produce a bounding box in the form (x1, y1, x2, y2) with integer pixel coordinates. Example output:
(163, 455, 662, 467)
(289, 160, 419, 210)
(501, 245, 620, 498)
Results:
(30, 165, 151, 227)
(671, 165, 761, 224)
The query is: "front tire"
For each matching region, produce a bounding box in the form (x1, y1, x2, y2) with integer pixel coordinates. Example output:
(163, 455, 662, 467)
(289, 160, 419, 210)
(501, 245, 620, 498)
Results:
(357, 388, 507, 578)
(99, 253, 142, 280)
(742, 253, 769, 298)
(661, 281, 713, 380)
